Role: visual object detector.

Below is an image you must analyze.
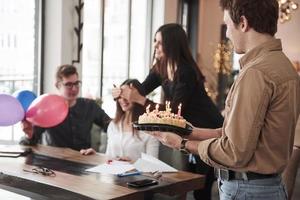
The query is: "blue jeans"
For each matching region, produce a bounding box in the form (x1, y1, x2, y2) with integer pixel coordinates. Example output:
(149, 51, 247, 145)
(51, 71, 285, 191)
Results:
(218, 176, 287, 200)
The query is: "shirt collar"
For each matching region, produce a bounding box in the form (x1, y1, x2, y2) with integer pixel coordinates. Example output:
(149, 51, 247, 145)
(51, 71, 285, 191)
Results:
(239, 39, 282, 69)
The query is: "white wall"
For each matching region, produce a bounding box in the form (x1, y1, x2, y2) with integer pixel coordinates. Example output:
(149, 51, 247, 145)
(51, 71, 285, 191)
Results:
(43, 0, 77, 93)
(164, 0, 179, 23)
(197, 0, 223, 92)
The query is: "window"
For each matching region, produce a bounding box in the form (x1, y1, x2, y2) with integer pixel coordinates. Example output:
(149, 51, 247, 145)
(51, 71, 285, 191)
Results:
(82, 0, 152, 117)
(0, 0, 42, 144)
(82, 0, 102, 99)
(101, 0, 130, 117)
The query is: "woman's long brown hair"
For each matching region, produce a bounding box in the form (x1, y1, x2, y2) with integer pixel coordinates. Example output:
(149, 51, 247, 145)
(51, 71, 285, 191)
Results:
(152, 23, 205, 83)
(113, 79, 145, 138)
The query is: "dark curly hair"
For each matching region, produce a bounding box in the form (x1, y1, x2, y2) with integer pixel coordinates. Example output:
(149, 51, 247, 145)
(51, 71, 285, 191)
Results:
(219, 0, 278, 36)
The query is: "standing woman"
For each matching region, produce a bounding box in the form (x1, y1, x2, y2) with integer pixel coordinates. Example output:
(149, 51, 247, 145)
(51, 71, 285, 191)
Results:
(106, 79, 159, 162)
(113, 23, 223, 200)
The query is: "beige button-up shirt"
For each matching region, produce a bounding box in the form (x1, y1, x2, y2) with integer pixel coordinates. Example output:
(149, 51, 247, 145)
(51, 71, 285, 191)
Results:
(198, 39, 300, 174)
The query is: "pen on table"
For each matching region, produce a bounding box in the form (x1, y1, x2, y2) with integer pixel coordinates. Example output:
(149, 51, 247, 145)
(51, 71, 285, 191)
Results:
(117, 171, 141, 177)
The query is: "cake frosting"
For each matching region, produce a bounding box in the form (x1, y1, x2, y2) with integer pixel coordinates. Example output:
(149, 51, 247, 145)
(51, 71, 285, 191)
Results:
(138, 104, 186, 128)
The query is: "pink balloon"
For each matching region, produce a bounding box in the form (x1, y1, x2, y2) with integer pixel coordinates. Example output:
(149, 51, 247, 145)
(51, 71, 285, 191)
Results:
(26, 94, 68, 128)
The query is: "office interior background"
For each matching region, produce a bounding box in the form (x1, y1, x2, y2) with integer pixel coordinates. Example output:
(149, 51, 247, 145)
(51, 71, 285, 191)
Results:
(1, 0, 299, 145)
(0, 0, 300, 199)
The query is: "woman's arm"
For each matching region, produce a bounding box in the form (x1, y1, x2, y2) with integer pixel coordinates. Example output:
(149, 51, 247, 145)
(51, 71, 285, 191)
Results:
(120, 70, 162, 106)
(145, 134, 160, 158)
(105, 122, 114, 157)
(141, 69, 162, 95)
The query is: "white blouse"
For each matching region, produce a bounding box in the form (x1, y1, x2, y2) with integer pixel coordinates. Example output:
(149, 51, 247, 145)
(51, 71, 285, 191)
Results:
(105, 121, 159, 161)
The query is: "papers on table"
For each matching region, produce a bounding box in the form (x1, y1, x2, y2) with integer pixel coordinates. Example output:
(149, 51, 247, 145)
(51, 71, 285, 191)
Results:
(86, 154, 177, 175)
(0, 145, 27, 154)
(86, 160, 135, 175)
(0, 145, 32, 158)
(133, 153, 178, 173)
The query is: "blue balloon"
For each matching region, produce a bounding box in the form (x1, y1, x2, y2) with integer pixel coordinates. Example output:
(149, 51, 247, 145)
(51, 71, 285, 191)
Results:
(13, 90, 37, 111)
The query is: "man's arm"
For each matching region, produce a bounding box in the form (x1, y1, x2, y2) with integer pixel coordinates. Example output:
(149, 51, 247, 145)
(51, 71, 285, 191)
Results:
(19, 120, 44, 145)
(150, 127, 221, 155)
(93, 101, 112, 132)
(197, 69, 271, 169)
(21, 120, 33, 139)
(188, 127, 222, 140)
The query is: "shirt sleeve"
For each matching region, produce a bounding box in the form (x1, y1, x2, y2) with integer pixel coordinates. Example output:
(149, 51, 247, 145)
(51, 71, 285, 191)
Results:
(93, 101, 111, 132)
(198, 69, 271, 169)
(145, 134, 160, 158)
(142, 69, 162, 95)
(105, 121, 114, 158)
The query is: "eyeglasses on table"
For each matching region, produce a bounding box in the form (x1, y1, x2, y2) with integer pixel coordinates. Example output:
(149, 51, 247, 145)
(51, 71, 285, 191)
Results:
(23, 166, 56, 177)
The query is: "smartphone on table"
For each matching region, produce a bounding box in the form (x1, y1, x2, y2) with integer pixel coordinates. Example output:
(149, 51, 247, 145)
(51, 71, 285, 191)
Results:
(127, 179, 158, 188)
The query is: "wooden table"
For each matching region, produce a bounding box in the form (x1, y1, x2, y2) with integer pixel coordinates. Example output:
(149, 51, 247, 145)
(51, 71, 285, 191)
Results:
(0, 145, 205, 200)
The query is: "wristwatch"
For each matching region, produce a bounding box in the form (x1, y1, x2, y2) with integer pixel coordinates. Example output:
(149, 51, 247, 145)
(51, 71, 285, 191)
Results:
(179, 138, 190, 154)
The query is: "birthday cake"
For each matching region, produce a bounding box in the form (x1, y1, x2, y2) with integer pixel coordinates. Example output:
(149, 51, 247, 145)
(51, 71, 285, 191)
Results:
(138, 102, 186, 128)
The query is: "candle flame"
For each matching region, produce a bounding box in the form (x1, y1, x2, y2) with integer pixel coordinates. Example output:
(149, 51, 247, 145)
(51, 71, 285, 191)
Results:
(155, 104, 159, 110)
(177, 103, 182, 116)
(146, 104, 151, 113)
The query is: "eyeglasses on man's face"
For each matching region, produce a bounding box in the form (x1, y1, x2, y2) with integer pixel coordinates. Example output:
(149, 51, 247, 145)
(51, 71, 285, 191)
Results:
(61, 80, 82, 89)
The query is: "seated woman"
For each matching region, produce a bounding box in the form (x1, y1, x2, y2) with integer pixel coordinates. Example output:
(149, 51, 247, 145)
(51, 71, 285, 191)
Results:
(82, 79, 159, 162)
(106, 79, 159, 162)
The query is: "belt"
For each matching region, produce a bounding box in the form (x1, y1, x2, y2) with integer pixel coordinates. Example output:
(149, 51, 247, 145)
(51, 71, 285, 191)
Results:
(215, 169, 279, 181)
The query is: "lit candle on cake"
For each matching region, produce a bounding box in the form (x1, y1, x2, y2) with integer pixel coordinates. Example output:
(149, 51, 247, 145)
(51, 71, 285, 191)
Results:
(165, 101, 169, 111)
(146, 104, 150, 114)
(168, 101, 171, 112)
(155, 104, 159, 113)
(177, 103, 182, 116)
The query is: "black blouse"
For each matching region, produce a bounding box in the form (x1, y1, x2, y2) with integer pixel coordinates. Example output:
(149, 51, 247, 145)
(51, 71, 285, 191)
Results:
(142, 66, 223, 128)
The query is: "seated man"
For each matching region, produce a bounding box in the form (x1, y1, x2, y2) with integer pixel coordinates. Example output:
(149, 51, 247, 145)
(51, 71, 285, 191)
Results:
(21, 64, 111, 153)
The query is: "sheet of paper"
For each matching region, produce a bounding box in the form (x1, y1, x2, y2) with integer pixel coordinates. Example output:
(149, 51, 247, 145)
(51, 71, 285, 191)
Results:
(133, 153, 178, 173)
(0, 145, 27, 153)
(0, 152, 22, 158)
(86, 160, 135, 175)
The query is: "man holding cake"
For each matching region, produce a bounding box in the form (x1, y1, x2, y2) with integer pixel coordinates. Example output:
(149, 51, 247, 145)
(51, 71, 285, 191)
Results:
(149, 0, 300, 200)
